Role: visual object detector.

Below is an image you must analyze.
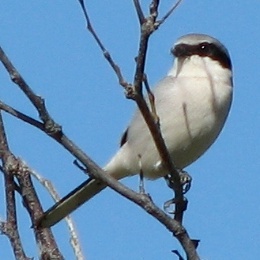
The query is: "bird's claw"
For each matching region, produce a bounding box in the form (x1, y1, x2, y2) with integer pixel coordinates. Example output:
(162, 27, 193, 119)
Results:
(163, 197, 188, 214)
(163, 170, 190, 214)
(179, 171, 192, 194)
(163, 198, 176, 214)
(165, 170, 192, 194)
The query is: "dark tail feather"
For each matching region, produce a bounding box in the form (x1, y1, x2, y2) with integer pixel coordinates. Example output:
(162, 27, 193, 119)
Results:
(37, 178, 106, 228)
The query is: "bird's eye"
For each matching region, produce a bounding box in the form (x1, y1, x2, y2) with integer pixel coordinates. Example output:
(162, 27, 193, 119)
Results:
(200, 43, 209, 52)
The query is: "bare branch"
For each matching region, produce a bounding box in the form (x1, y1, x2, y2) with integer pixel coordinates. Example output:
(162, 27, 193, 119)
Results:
(78, 0, 128, 89)
(133, 0, 145, 24)
(0, 100, 44, 130)
(15, 160, 65, 259)
(0, 111, 31, 260)
(150, 0, 160, 20)
(156, 0, 183, 28)
(0, 47, 61, 135)
(29, 165, 84, 260)
(0, 110, 64, 259)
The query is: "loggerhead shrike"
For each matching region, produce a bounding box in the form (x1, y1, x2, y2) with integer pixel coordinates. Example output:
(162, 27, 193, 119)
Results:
(38, 33, 233, 228)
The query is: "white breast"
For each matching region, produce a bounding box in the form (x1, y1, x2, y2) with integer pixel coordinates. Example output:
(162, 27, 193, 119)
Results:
(104, 56, 233, 180)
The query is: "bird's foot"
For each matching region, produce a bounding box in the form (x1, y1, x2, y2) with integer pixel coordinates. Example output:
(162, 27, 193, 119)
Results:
(165, 170, 192, 194)
(163, 196, 188, 214)
(163, 170, 191, 214)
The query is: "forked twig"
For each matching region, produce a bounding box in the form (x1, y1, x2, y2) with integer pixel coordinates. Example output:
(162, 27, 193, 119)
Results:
(78, 0, 128, 89)
(0, 47, 61, 136)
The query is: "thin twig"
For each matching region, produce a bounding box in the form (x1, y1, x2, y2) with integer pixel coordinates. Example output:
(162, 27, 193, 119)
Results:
(156, 0, 183, 28)
(14, 160, 65, 259)
(0, 47, 61, 135)
(0, 109, 63, 259)
(0, 112, 30, 260)
(29, 164, 84, 260)
(0, 100, 44, 130)
(78, 0, 128, 89)
(133, 0, 145, 24)
(172, 249, 185, 260)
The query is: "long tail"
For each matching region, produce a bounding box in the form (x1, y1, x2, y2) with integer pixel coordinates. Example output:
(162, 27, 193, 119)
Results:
(37, 146, 130, 228)
(37, 178, 107, 228)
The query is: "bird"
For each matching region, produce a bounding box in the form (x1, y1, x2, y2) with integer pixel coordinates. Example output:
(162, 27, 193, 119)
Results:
(38, 33, 233, 228)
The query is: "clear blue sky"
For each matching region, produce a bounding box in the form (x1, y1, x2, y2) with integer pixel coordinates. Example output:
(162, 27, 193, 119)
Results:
(1, 1, 259, 259)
